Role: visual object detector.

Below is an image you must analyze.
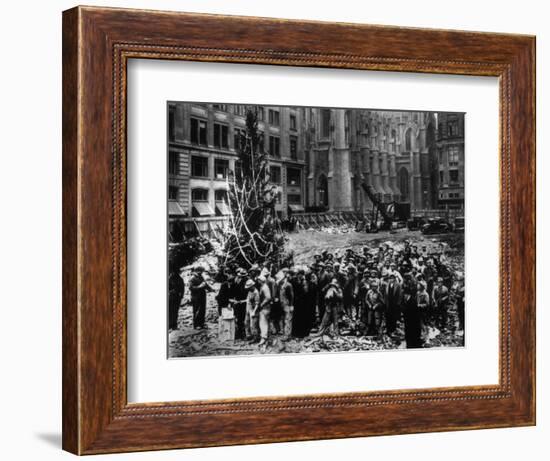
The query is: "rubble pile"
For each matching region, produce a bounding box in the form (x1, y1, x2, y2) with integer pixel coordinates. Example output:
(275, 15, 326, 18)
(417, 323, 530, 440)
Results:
(169, 237, 214, 270)
(304, 224, 357, 234)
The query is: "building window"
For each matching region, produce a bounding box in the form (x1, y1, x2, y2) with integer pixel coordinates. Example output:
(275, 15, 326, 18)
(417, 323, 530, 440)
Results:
(168, 105, 176, 142)
(256, 107, 264, 121)
(405, 128, 413, 151)
(212, 104, 228, 111)
(287, 194, 302, 204)
(449, 169, 459, 183)
(321, 109, 331, 138)
(448, 117, 459, 137)
(268, 109, 280, 126)
(287, 167, 301, 186)
(233, 105, 246, 116)
(398, 168, 409, 201)
(215, 189, 228, 202)
(344, 112, 350, 145)
(439, 170, 445, 184)
(290, 114, 297, 130)
(269, 165, 281, 184)
(234, 127, 245, 151)
(214, 123, 229, 149)
(168, 185, 178, 200)
(191, 188, 209, 202)
(289, 135, 298, 160)
(190, 118, 208, 146)
(214, 158, 229, 179)
(448, 146, 460, 166)
(191, 156, 209, 178)
(269, 135, 280, 157)
(168, 150, 179, 175)
(391, 129, 397, 152)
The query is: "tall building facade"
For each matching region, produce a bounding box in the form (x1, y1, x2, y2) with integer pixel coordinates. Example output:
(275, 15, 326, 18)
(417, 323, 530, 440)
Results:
(168, 102, 307, 229)
(436, 112, 465, 209)
(304, 109, 443, 213)
(167, 103, 464, 233)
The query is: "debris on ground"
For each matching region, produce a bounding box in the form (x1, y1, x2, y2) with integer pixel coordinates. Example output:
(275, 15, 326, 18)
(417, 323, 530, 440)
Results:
(169, 228, 465, 358)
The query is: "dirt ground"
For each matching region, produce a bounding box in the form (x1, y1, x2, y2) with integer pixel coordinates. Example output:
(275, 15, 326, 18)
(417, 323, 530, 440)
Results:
(169, 228, 465, 359)
(288, 227, 464, 265)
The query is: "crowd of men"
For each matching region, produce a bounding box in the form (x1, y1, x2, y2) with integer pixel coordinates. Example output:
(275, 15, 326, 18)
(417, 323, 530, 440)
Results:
(169, 240, 465, 349)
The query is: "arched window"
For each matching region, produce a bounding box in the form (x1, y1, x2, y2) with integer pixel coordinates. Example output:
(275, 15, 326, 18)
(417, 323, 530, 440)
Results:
(390, 129, 397, 152)
(398, 167, 409, 201)
(405, 128, 413, 151)
(317, 174, 328, 207)
(320, 109, 331, 138)
(426, 122, 435, 147)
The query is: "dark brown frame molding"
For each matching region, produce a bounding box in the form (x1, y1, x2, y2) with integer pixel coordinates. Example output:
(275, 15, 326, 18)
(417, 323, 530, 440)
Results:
(62, 5, 536, 455)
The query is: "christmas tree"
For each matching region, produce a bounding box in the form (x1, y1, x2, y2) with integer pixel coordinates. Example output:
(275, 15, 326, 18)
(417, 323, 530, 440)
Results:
(222, 108, 285, 268)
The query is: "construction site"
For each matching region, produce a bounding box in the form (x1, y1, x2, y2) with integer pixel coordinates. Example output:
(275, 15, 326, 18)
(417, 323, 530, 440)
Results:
(167, 104, 465, 358)
(169, 227, 465, 358)
(167, 103, 464, 243)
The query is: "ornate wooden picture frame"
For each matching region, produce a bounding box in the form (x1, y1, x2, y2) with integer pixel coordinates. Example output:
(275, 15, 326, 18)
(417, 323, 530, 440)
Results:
(62, 6, 535, 455)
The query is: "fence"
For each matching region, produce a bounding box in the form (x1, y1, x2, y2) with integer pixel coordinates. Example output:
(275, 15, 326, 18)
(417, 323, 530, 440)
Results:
(410, 209, 464, 219)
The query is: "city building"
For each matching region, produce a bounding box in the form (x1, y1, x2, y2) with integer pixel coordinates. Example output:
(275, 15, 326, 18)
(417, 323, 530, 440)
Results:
(167, 102, 307, 237)
(167, 103, 464, 238)
(305, 109, 443, 213)
(436, 112, 465, 209)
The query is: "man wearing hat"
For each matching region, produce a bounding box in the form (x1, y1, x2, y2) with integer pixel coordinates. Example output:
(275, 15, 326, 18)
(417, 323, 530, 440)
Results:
(364, 279, 384, 336)
(229, 268, 248, 339)
(316, 278, 342, 337)
(168, 261, 185, 331)
(432, 277, 450, 330)
(402, 276, 422, 348)
(189, 265, 213, 330)
(376, 247, 385, 264)
(357, 269, 371, 332)
(257, 275, 272, 345)
(342, 263, 359, 321)
(279, 269, 294, 339)
(315, 261, 329, 325)
(455, 275, 465, 332)
(244, 278, 260, 341)
(403, 240, 412, 258)
(416, 280, 430, 338)
(388, 262, 403, 283)
(333, 262, 346, 288)
(268, 266, 283, 335)
(215, 269, 233, 317)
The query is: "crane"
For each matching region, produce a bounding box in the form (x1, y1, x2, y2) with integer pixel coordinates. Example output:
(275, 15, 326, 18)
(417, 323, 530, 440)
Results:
(361, 183, 409, 231)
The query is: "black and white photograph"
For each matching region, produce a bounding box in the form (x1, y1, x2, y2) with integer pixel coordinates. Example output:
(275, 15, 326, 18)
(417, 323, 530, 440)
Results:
(167, 103, 465, 358)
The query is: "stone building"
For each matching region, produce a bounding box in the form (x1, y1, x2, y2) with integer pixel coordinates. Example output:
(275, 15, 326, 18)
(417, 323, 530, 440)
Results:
(167, 103, 464, 237)
(167, 102, 307, 235)
(304, 108, 445, 213)
(436, 112, 465, 209)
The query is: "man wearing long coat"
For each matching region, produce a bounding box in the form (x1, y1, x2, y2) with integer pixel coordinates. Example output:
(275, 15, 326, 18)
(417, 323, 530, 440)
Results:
(168, 265, 185, 330)
(188, 266, 212, 329)
(385, 274, 403, 335)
